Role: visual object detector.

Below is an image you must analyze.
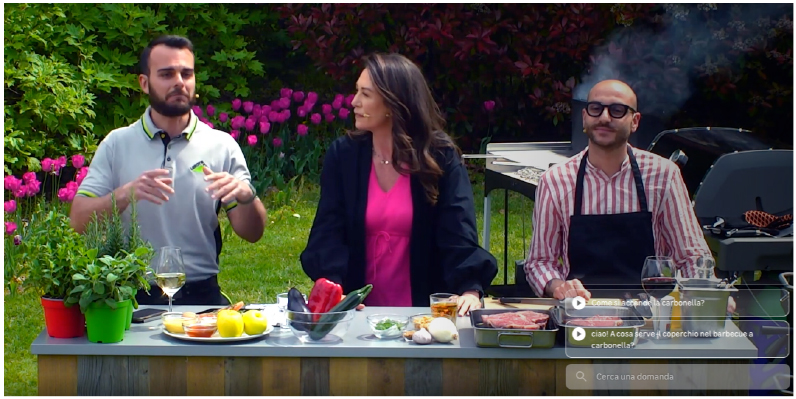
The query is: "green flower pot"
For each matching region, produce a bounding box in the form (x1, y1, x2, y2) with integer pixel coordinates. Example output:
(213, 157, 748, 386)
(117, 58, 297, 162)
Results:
(85, 299, 131, 343)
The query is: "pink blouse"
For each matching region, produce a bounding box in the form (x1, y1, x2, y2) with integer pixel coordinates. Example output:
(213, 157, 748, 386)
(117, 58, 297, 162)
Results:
(364, 162, 413, 306)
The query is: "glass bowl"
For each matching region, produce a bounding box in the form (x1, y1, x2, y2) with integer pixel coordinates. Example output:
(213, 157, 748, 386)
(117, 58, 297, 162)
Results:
(286, 309, 355, 344)
(367, 314, 409, 339)
(182, 316, 218, 338)
(161, 312, 196, 334)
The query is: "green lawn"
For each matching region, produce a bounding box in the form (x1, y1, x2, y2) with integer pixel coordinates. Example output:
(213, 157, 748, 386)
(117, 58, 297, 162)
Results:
(4, 171, 534, 396)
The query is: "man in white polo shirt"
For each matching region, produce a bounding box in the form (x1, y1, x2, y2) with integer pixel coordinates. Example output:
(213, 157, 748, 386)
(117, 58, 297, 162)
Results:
(71, 35, 266, 305)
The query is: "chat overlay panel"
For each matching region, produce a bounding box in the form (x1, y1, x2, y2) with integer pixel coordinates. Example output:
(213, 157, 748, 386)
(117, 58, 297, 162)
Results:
(566, 363, 792, 391)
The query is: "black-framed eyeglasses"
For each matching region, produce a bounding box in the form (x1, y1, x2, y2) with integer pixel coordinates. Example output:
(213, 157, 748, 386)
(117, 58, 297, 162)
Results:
(585, 102, 637, 119)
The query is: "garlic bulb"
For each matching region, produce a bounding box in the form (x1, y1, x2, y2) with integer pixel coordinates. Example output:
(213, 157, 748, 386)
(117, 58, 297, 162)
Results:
(412, 328, 433, 345)
(427, 317, 459, 343)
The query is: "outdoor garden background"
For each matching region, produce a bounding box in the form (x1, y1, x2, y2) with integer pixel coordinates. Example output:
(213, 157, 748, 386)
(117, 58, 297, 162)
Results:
(4, 4, 793, 395)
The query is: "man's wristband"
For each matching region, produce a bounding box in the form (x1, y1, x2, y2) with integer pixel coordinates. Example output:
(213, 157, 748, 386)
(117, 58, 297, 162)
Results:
(237, 181, 257, 205)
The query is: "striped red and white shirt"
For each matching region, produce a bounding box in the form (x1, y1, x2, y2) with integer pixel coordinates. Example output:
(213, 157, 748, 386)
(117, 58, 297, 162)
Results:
(524, 146, 711, 297)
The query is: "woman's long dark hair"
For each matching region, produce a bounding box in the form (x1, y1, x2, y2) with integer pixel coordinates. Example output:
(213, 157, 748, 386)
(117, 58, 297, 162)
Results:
(348, 53, 461, 205)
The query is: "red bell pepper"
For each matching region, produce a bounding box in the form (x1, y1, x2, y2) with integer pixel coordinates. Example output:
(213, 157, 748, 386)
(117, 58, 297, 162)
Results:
(306, 278, 343, 321)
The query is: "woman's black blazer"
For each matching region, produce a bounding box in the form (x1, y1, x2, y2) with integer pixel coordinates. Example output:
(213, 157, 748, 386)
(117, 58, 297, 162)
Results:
(300, 134, 498, 306)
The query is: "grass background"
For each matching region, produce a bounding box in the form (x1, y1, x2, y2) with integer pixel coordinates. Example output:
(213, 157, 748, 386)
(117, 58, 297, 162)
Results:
(4, 172, 535, 395)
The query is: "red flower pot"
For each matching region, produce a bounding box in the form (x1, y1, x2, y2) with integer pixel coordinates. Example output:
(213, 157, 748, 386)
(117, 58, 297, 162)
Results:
(41, 297, 85, 338)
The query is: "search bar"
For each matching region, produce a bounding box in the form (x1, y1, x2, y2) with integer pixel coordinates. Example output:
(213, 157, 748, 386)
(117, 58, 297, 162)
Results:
(566, 364, 791, 391)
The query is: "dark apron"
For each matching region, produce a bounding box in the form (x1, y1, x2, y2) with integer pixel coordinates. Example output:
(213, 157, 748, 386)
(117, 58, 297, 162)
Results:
(566, 147, 656, 293)
(135, 275, 230, 306)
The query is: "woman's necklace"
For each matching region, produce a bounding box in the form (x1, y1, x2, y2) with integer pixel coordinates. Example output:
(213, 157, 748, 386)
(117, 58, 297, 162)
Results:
(373, 149, 390, 165)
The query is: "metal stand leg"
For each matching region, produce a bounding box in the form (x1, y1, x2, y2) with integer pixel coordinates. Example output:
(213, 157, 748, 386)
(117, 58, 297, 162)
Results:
(504, 189, 509, 285)
(483, 195, 491, 251)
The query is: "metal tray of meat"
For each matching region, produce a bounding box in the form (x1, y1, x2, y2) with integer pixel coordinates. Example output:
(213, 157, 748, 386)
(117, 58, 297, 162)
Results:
(552, 305, 644, 348)
(470, 308, 558, 349)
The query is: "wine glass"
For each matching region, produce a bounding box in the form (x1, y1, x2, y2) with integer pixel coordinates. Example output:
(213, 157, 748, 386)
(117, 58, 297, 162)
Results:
(641, 256, 676, 318)
(156, 246, 186, 313)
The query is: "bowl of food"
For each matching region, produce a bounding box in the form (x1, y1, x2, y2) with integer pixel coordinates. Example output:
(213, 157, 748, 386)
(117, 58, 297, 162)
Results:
(182, 315, 218, 338)
(403, 313, 436, 340)
(367, 314, 409, 339)
(286, 309, 355, 344)
(161, 312, 197, 334)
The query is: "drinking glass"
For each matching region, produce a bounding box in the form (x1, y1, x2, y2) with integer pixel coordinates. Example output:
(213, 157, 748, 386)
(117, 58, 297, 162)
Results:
(156, 246, 186, 313)
(429, 293, 458, 323)
(695, 256, 716, 279)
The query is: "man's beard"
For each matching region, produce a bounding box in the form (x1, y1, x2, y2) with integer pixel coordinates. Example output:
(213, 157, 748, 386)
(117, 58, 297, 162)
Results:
(585, 124, 631, 150)
(149, 84, 195, 117)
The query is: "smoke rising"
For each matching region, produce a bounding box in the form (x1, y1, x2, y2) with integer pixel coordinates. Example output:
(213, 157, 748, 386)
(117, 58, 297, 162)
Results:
(573, 4, 792, 118)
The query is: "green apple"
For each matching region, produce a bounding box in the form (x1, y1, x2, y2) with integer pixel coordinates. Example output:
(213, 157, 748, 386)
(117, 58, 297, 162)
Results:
(242, 310, 269, 335)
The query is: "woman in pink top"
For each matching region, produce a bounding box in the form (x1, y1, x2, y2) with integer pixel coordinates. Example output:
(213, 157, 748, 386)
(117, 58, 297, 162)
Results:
(301, 53, 497, 315)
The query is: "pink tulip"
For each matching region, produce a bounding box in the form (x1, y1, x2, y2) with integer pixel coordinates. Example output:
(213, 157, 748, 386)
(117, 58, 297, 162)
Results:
(262, 105, 272, 116)
(219, 112, 229, 123)
(332, 99, 343, 110)
(71, 154, 85, 169)
(76, 167, 89, 185)
(25, 179, 41, 197)
(484, 100, 496, 112)
(206, 105, 215, 116)
(206, 122, 214, 129)
(279, 97, 291, 110)
(230, 130, 240, 140)
(303, 100, 315, 112)
(232, 99, 242, 111)
(259, 115, 269, 124)
(297, 107, 307, 118)
(260, 121, 271, 134)
(270, 100, 281, 112)
(13, 185, 26, 199)
(245, 119, 256, 131)
(231, 115, 245, 130)
(200, 117, 209, 124)
(192, 105, 203, 117)
(5, 221, 17, 235)
(345, 94, 355, 107)
(334, 94, 344, 103)
(4, 175, 21, 192)
(281, 88, 293, 98)
(243, 101, 254, 113)
(307, 92, 319, 104)
(297, 124, 309, 137)
(4, 200, 16, 213)
(22, 172, 36, 183)
(339, 108, 350, 119)
(325, 113, 336, 123)
(272, 137, 283, 147)
(57, 187, 72, 202)
(322, 104, 332, 115)
(282, 110, 291, 121)
(41, 158, 54, 173)
(268, 111, 280, 124)
(293, 91, 305, 103)
(247, 135, 258, 146)
(53, 158, 66, 176)
(310, 113, 322, 125)
(66, 181, 78, 192)
(253, 106, 262, 119)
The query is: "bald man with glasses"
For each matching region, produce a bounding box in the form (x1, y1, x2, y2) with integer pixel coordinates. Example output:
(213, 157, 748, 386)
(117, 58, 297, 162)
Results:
(524, 80, 716, 303)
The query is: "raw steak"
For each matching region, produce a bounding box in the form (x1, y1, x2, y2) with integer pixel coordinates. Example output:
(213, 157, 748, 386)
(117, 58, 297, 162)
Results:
(481, 310, 550, 329)
(567, 315, 624, 327)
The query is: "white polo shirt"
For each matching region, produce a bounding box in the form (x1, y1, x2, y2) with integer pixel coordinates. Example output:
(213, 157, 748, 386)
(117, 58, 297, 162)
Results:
(77, 107, 252, 282)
